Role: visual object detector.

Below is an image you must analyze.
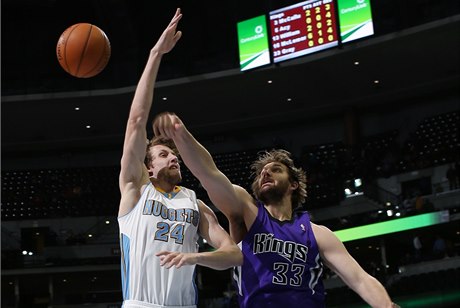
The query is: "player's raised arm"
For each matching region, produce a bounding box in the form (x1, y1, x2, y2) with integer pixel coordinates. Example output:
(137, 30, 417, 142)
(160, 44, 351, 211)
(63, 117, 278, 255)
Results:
(153, 112, 254, 220)
(119, 9, 182, 216)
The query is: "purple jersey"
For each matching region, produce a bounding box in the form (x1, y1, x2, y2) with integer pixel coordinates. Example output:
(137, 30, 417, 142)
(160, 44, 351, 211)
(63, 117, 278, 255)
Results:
(233, 201, 325, 307)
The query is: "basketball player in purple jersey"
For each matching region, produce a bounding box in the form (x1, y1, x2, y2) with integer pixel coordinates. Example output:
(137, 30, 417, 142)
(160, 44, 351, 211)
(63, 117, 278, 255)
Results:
(153, 113, 400, 308)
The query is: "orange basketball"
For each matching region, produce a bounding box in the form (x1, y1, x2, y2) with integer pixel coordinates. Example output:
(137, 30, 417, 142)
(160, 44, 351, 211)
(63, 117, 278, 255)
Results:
(56, 23, 111, 78)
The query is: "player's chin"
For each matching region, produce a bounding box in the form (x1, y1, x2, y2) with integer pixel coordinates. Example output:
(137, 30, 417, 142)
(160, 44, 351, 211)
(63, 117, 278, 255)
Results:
(259, 184, 274, 194)
(170, 167, 181, 176)
(169, 171, 182, 184)
(173, 170, 182, 180)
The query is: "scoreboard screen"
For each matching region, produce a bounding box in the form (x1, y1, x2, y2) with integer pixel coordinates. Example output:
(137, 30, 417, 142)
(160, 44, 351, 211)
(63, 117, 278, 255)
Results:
(269, 0, 339, 63)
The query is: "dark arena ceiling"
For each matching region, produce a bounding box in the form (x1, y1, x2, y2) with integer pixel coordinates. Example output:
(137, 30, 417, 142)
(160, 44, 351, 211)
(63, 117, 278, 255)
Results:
(2, 0, 460, 156)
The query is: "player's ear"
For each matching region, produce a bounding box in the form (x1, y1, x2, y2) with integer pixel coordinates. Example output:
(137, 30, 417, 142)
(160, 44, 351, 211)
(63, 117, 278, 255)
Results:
(143, 164, 154, 179)
(290, 181, 299, 191)
(148, 164, 156, 177)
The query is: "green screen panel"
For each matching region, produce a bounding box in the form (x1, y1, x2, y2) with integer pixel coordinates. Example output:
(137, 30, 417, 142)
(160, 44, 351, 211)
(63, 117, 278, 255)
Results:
(334, 211, 450, 242)
(237, 15, 271, 71)
(337, 0, 374, 43)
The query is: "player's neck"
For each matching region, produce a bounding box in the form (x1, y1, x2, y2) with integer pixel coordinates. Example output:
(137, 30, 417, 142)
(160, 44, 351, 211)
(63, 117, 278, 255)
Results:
(151, 179, 176, 193)
(264, 198, 293, 221)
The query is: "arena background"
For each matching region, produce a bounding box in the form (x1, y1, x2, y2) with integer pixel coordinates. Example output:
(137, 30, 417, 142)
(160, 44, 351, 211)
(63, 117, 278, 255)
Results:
(2, 0, 460, 307)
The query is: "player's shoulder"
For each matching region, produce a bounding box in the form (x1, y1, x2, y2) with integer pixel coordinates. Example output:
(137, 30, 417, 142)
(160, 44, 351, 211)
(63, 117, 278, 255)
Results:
(311, 222, 332, 232)
(311, 223, 337, 246)
(233, 184, 257, 206)
(177, 185, 195, 196)
(118, 183, 151, 217)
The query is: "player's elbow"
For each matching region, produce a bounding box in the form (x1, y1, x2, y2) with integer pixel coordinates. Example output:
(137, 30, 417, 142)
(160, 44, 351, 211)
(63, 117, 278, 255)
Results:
(224, 246, 243, 270)
(216, 244, 243, 270)
(127, 116, 147, 130)
(234, 246, 243, 266)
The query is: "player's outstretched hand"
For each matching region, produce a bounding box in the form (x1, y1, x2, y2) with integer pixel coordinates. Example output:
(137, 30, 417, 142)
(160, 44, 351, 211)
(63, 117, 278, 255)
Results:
(152, 8, 183, 55)
(156, 250, 198, 269)
(153, 112, 185, 139)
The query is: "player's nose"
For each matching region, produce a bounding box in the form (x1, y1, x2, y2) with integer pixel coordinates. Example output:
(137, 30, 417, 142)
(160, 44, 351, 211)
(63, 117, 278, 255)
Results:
(261, 168, 271, 178)
(170, 154, 179, 163)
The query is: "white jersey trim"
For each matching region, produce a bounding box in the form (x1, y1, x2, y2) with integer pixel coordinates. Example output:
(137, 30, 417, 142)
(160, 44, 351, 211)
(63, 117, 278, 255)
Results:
(122, 299, 197, 308)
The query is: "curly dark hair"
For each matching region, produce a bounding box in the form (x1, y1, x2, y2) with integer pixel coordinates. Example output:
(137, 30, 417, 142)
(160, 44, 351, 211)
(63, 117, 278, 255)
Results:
(251, 149, 307, 208)
(144, 136, 179, 168)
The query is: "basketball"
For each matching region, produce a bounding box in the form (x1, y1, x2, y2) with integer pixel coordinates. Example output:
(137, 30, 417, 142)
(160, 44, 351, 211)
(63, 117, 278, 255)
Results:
(56, 23, 111, 78)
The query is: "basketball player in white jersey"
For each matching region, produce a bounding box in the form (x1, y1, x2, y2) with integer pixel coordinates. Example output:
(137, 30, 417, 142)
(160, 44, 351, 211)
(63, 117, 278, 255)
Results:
(118, 9, 242, 308)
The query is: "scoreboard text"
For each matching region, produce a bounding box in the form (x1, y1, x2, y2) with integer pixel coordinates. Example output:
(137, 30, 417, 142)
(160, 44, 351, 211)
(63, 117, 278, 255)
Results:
(269, 0, 338, 63)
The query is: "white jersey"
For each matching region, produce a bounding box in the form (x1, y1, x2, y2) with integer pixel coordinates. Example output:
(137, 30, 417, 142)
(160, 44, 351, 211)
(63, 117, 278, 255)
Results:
(118, 183, 200, 307)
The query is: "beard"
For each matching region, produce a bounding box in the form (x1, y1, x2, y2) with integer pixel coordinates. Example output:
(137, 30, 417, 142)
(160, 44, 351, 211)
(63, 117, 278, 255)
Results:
(257, 181, 290, 204)
(157, 167, 182, 186)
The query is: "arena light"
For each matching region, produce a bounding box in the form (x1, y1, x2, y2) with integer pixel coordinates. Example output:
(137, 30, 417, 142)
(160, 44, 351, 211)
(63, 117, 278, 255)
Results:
(334, 211, 449, 242)
(344, 178, 363, 198)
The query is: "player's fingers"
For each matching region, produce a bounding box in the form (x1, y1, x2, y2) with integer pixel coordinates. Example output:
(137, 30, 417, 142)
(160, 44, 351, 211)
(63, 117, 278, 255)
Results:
(167, 113, 183, 133)
(166, 257, 178, 268)
(172, 8, 182, 22)
(174, 31, 182, 43)
(152, 114, 164, 137)
(169, 9, 182, 29)
(177, 255, 190, 268)
(157, 115, 168, 137)
(165, 115, 175, 135)
(154, 113, 177, 138)
(167, 113, 178, 133)
(166, 254, 183, 269)
(155, 250, 170, 257)
(156, 251, 177, 266)
(162, 116, 173, 138)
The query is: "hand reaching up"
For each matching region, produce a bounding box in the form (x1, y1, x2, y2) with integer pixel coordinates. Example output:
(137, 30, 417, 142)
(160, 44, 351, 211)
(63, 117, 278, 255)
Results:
(152, 8, 183, 56)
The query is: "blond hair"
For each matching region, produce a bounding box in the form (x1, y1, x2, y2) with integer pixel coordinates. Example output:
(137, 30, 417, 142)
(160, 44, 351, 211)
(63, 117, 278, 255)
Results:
(144, 136, 179, 167)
